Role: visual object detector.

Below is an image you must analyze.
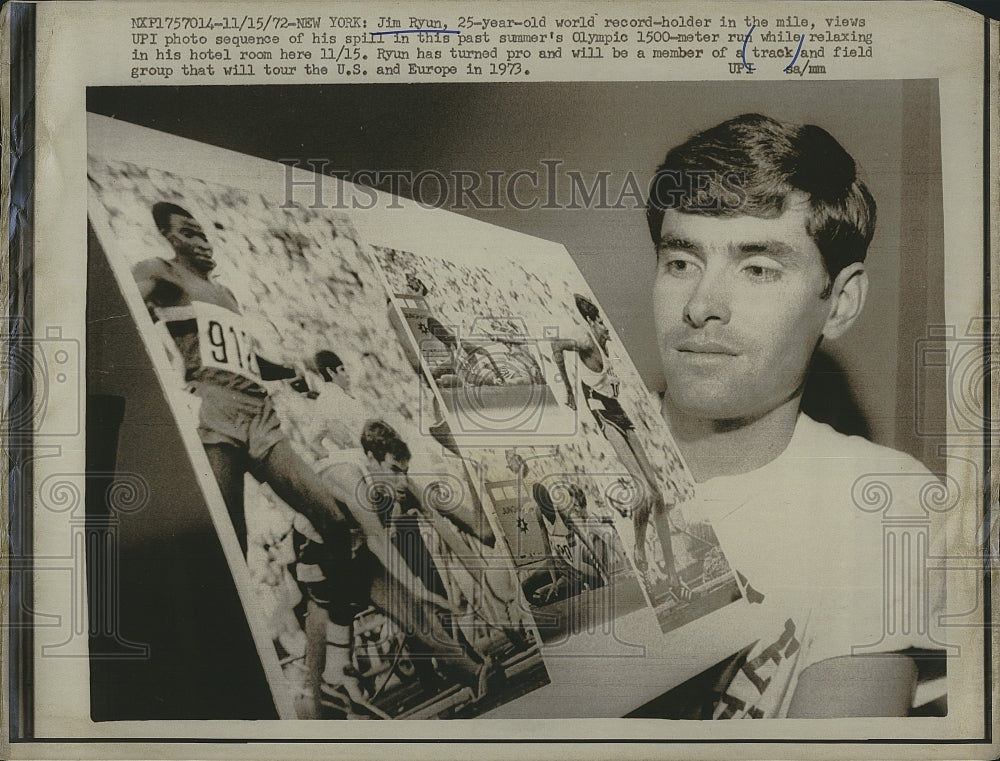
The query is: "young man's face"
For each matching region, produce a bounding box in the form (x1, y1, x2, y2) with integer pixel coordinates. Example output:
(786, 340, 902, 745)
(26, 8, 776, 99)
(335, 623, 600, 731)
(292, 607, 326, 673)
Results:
(365, 451, 411, 502)
(324, 363, 351, 393)
(586, 313, 611, 346)
(653, 195, 834, 424)
(164, 213, 214, 273)
(505, 450, 526, 475)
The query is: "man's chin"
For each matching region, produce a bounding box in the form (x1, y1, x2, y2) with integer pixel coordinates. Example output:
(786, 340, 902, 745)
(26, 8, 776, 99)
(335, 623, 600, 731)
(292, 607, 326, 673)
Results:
(662, 388, 755, 425)
(664, 390, 799, 430)
(188, 253, 215, 270)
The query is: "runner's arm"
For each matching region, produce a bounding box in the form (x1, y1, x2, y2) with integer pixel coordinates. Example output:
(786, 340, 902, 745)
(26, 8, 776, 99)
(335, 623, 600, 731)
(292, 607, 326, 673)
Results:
(409, 477, 496, 546)
(550, 337, 581, 408)
(331, 466, 457, 613)
(132, 258, 169, 303)
(532, 511, 562, 590)
(257, 355, 299, 381)
(561, 512, 610, 580)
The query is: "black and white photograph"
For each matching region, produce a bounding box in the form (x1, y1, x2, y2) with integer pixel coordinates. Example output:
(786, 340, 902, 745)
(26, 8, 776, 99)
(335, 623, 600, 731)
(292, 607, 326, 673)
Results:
(369, 236, 728, 627)
(474, 443, 739, 643)
(86, 152, 549, 719)
(8, 0, 994, 750)
(82, 76, 956, 723)
(377, 244, 566, 443)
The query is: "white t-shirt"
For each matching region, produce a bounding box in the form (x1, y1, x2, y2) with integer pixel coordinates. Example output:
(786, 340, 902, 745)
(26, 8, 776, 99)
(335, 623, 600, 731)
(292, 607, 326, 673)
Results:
(684, 413, 948, 719)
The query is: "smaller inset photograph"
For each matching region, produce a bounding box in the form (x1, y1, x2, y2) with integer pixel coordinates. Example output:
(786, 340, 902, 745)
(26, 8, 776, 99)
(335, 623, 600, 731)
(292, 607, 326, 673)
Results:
(246, 424, 549, 719)
(632, 497, 742, 634)
(376, 245, 582, 445)
(87, 148, 550, 720)
(369, 241, 736, 633)
(476, 445, 647, 643)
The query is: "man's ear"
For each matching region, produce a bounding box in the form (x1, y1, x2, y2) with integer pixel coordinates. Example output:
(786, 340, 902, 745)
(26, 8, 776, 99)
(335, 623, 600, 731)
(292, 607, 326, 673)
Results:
(822, 263, 868, 341)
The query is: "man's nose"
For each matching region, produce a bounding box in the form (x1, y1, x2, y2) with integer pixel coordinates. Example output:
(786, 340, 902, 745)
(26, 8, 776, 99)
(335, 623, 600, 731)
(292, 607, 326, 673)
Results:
(683, 269, 732, 328)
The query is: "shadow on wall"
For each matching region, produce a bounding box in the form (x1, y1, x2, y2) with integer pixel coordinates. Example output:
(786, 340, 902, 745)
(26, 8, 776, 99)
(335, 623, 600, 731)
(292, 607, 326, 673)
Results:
(801, 348, 872, 440)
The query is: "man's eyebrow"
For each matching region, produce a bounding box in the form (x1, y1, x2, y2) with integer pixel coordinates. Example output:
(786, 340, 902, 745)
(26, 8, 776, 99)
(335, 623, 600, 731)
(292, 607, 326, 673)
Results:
(735, 240, 798, 257)
(657, 236, 700, 252)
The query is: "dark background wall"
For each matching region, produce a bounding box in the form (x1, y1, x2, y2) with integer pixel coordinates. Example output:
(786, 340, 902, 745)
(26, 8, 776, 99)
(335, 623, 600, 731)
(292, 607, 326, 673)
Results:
(87, 225, 277, 719)
(87, 80, 946, 470)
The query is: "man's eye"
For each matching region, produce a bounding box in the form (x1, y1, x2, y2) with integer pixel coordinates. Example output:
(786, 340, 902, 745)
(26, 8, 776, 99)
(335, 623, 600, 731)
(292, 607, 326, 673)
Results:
(661, 258, 697, 276)
(744, 264, 781, 282)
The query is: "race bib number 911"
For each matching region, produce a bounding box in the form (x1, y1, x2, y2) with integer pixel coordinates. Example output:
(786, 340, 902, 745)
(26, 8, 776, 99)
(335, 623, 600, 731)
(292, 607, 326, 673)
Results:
(193, 301, 260, 381)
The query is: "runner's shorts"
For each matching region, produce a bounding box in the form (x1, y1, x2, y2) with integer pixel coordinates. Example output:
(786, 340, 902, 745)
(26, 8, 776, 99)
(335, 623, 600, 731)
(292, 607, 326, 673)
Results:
(294, 527, 372, 626)
(188, 382, 285, 464)
(583, 386, 635, 437)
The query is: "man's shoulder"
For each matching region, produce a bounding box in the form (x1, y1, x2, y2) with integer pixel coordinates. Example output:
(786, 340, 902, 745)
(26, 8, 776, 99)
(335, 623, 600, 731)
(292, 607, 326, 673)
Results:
(552, 331, 588, 350)
(795, 414, 941, 527)
(314, 450, 367, 488)
(795, 414, 933, 478)
(132, 256, 172, 278)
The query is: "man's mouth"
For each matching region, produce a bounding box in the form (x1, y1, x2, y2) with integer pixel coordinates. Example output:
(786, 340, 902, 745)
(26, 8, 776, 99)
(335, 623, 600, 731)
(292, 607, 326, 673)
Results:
(192, 251, 215, 268)
(676, 340, 738, 355)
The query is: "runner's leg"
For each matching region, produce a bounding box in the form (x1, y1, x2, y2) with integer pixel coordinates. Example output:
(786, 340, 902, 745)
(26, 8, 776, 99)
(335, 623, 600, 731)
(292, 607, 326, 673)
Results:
(600, 426, 655, 571)
(620, 430, 682, 584)
(253, 439, 348, 537)
(370, 575, 488, 696)
(203, 442, 248, 555)
(300, 598, 326, 719)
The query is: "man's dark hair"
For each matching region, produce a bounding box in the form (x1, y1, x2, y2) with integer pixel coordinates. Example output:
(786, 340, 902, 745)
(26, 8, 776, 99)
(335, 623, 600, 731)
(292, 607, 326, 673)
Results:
(573, 293, 601, 323)
(360, 419, 411, 464)
(532, 482, 557, 523)
(506, 449, 528, 478)
(533, 481, 587, 523)
(566, 483, 587, 510)
(315, 349, 344, 382)
(646, 113, 876, 286)
(152, 201, 195, 234)
(406, 273, 429, 296)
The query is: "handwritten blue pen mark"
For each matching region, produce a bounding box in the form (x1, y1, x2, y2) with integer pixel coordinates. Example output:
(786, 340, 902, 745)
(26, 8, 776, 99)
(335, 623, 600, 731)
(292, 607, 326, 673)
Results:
(741, 25, 755, 72)
(371, 29, 461, 36)
(784, 34, 805, 72)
